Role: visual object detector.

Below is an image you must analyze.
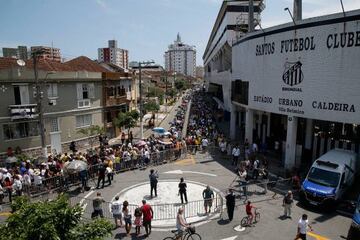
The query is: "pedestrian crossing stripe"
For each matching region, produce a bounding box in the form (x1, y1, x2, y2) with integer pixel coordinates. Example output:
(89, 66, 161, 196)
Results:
(307, 232, 330, 240)
(175, 156, 196, 165)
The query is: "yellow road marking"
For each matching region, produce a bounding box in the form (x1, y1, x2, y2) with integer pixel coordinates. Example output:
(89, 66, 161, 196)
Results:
(175, 155, 196, 166)
(307, 232, 330, 240)
(0, 212, 11, 217)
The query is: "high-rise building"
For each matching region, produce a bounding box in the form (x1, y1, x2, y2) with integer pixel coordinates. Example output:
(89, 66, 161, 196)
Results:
(2, 46, 28, 60)
(31, 46, 61, 62)
(17, 46, 28, 60)
(98, 40, 129, 69)
(164, 33, 196, 77)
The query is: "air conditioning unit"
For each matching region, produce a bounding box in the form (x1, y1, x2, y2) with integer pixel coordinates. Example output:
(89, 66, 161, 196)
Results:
(49, 99, 57, 106)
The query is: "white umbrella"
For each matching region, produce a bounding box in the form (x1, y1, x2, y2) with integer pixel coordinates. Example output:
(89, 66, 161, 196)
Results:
(64, 160, 88, 173)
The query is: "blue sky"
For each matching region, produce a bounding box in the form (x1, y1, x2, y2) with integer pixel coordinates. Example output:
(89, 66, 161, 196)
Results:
(1, 0, 359, 65)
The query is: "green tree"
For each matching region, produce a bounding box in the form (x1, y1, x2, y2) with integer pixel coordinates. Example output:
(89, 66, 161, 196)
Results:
(144, 101, 160, 113)
(113, 110, 140, 134)
(174, 80, 185, 91)
(147, 86, 164, 98)
(0, 195, 112, 240)
(167, 88, 177, 98)
(77, 125, 105, 148)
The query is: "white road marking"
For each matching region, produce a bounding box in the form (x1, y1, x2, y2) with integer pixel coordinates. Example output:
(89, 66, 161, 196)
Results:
(233, 224, 246, 232)
(221, 236, 238, 240)
(80, 190, 94, 211)
(163, 170, 217, 177)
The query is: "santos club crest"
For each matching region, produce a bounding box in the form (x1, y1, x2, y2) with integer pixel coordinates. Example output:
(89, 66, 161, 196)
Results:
(282, 61, 304, 86)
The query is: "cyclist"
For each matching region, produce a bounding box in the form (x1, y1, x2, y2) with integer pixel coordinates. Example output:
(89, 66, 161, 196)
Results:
(245, 200, 255, 225)
(176, 208, 189, 240)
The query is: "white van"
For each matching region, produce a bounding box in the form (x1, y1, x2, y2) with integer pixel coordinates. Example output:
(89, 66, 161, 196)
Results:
(300, 149, 359, 206)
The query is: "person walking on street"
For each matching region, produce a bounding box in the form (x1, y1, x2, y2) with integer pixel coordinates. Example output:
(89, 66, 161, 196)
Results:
(253, 158, 260, 180)
(105, 164, 113, 186)
(283, 190, 294, 218)
(111, 196, 123, 228)
(297, 214, 313, 240)
(203, 185, 214, 214)
(149, 169, 158, 198)
(92, 192, 105, 218)
(122, 201, 132, 236)
(238, 167, 248, 199)
(225, 188, 236, 221)
(97, 163, 106, 189)
(261, 168, 269, 194)
(134, 207, 142, 236)
(176, 208, 189, 240)
(232, 145, 240, 166)
(178, 177, 188, 204)
(141, 200, 154, 237)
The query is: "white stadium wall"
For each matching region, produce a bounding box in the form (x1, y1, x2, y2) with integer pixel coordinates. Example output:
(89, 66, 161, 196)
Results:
(232, 10, 360, 124)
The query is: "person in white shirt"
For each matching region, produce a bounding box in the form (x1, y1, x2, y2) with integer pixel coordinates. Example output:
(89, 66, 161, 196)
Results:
(238, 167, 248, 198)
(219, 141, 226, 154)
(201, 138, 209, 151)
(13, 175, 22, 196)
(111, 196, 123, 228)
(297, 214, 313, 240)
(253, 159, 260, 180)
(232, 146, 240, 166)
(176, 208, 189, 240)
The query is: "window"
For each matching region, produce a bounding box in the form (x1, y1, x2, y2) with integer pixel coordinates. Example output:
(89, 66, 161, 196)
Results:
(77, 83, 94, 100)
(77, 83, 94, 108)
(117, 85, 126, 97)
(3, 121, 39, 140)
(47, 83, 58, 98)
(128, 85, 131, 92)
(13, 85, 29, 105)
(107, 86, 115, 97)
(50, 118, 59, 132)
(76, 114, 92, 128)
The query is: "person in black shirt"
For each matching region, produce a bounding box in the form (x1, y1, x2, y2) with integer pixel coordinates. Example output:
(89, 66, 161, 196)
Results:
(97, 163, 106, 189)
(149, 169, 158, 198)
(225, 188, 236, 221)
(178, 177, 188, 204)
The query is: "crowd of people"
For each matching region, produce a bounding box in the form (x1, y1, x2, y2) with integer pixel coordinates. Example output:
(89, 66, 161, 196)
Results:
(0, 92, 192, 203)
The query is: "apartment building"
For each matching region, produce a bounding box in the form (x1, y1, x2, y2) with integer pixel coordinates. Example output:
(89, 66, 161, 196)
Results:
(30, 46, 61, 62)
(98, 40, 129, 69)
(0, 56, 106, 156)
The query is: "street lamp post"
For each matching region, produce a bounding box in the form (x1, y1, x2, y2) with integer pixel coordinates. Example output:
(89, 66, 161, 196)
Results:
(32, 52, 47, 159)
(32, 52, 56, 160)
(165, 70, 168, 113)
(138, 61, 154, 139)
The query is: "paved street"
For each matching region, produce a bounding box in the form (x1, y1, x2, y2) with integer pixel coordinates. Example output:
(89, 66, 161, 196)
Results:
(70, 150, 352, 240)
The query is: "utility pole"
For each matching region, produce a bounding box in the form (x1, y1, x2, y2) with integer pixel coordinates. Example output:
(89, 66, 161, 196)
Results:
(32, 51, 47, 159)
(138, 60, 154, 139)
(165, 70, 168, 113)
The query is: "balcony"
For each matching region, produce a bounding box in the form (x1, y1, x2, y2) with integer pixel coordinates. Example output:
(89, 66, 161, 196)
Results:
(9, 104, 38, 121)
(105, 95, 129, 107)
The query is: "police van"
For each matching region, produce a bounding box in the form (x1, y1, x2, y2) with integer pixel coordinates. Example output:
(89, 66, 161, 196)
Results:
(300, 149, 359, 207)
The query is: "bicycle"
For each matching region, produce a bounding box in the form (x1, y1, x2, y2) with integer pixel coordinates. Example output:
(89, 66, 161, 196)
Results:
(163, 225, 202, 240)
(241, 208, 260, 227)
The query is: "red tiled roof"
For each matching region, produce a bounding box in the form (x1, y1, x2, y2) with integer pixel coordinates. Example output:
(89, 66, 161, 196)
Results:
(0, 56, 109, 73)
(65, 56, 110, 72)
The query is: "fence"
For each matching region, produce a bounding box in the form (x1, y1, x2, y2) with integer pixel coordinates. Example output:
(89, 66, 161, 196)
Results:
(16, 146, 189, 198)
(69, 193, 223, 221)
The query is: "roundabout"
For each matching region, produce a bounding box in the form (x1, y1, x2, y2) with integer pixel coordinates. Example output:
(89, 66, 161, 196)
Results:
(110, 179, 224, 228)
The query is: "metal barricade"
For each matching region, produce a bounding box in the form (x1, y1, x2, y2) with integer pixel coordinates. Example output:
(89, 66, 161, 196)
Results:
(69, 194, 223, 221)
